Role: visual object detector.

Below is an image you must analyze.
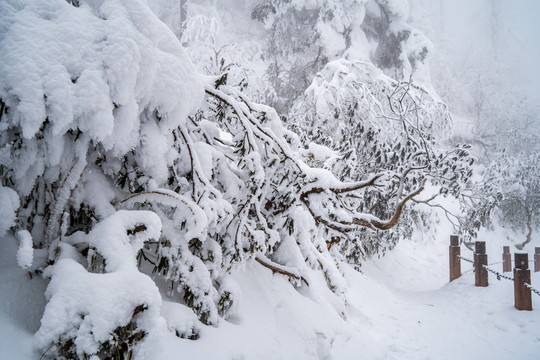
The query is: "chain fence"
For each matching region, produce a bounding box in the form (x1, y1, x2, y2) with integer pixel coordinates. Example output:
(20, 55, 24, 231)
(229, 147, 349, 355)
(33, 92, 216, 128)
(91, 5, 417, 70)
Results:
(457, 255, 474, 264)
(481, 264, 514, 281)
(456, 254, 540, 296)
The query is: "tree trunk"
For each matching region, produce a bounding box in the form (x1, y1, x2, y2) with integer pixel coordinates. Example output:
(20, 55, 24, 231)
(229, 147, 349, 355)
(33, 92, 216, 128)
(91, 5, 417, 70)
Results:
(516, 208, 533, 250)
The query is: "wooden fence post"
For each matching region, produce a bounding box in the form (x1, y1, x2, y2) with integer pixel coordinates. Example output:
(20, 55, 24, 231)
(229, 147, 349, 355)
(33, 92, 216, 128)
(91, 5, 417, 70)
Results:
(535, 247, 540, 273)
(449, 235, 461, 282)
(474, 241, 488, 287)
(502, 246, 511, 272)
(513, 253, 532, 311)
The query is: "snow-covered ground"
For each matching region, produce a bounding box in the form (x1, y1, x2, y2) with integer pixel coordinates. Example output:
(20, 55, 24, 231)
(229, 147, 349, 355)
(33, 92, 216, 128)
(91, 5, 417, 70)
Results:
(1, 229, 538, 359)
(0, 234, 47, 360)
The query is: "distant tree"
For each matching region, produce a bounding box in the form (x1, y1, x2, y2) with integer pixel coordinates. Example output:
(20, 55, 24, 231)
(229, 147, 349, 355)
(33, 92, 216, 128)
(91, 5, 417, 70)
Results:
(497, 151, 540, 249)
(251, 0, 432, 112)
(478, 133, 540, 248)
(251, 0, 327, 112)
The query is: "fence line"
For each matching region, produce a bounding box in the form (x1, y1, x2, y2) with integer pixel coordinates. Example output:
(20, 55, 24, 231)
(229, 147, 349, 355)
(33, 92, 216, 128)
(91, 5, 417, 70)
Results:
(456, 251, 539, 291)
(450, 238, 539, 311)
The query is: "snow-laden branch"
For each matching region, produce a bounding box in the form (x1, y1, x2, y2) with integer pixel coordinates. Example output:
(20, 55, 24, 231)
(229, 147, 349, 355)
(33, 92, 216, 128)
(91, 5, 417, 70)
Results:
(254, 255, 309, 287)
(205, 85, 303, 172)
(206, 80, 437, 237)
(45, 147, 88, 247)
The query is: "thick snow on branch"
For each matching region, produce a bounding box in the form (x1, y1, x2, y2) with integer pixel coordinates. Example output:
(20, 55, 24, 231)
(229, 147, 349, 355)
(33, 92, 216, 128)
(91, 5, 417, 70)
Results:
(1, 0, 203, 141)
(0, 185, 19, 237)
(0, 0, 204, 196)
(16, 230, 33, 269)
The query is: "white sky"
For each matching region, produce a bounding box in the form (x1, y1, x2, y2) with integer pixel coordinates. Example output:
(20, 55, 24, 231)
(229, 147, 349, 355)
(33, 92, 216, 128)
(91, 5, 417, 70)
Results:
(415, 0, 540, 106)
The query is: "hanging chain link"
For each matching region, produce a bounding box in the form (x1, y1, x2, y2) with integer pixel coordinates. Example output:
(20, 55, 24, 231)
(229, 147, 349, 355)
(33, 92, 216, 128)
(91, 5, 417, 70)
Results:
(457, 255, 474, 264)
(522, 281, 540, 297)
(481, 264, 514, 281)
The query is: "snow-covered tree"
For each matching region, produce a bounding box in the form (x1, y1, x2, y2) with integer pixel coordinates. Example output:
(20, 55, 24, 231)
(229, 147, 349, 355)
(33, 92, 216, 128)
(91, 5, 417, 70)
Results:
(251, 0, 432, 111)
(0, 0, 206, 356)
(289, 59, 473, 258)
(495, 148, 540, 249)
(462, 133, 540, 248)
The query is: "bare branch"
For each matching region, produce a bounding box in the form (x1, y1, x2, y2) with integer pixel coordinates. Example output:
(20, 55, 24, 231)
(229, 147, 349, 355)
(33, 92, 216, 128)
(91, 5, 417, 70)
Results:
(255, 256, 309, 286)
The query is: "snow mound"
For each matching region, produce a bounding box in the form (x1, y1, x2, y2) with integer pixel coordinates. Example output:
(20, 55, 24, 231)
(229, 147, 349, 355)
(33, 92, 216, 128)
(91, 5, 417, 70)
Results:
(36, 210, 166, 358)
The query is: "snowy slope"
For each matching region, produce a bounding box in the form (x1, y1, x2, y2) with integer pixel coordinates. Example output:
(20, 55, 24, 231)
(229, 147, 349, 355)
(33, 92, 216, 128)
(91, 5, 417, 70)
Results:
(2, 229, 538, 359)
(148, 226, 540, 360)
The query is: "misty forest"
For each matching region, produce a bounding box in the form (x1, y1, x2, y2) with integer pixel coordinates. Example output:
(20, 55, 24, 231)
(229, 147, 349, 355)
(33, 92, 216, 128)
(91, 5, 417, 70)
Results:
(0, 0, 539, 359)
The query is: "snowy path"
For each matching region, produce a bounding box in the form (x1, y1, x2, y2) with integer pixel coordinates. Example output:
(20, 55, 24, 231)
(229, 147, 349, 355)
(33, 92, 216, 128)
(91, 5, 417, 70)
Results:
(342, 238, 540, 360)
(344, 265, 539, 359)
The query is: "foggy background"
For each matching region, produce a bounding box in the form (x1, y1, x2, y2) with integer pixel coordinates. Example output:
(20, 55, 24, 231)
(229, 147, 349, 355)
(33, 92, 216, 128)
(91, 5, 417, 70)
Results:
(411, 0, 540, 130)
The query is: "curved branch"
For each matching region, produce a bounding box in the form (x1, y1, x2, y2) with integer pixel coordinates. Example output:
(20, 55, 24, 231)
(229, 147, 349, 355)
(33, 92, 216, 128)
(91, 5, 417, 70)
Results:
(366, 179, 426, 230)
(118, 189, 198, 218)
(301, 178, 426, 233)
(175, 126, 199, 197)
(412, 195, 463, 232)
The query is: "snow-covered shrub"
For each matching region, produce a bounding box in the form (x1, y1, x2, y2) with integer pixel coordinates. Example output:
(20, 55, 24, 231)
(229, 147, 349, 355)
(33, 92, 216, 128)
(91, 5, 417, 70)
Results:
(0, 0, 205, 356)
(0, 0, 203, 246)
(36, 210, 163, 359)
